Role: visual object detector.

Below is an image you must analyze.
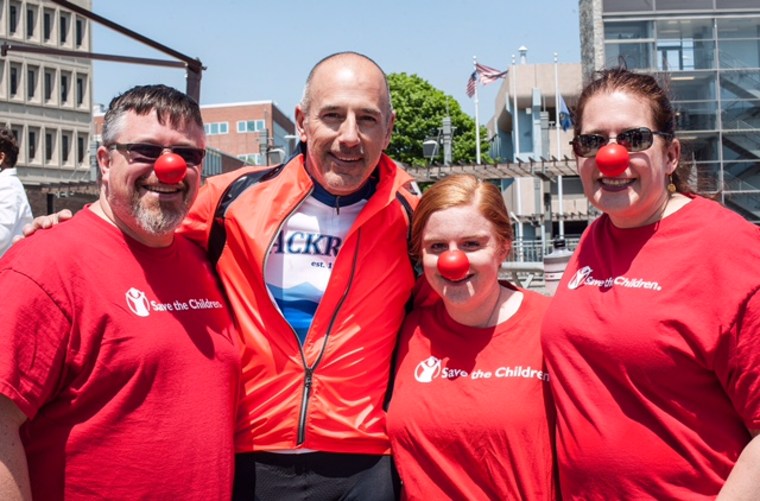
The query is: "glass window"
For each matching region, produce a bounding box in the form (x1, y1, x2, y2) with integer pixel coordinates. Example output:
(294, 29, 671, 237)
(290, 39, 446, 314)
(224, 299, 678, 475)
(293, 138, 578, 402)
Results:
(717, 17, 760, 40)
(674, 99, 718, 131)
(27, 67, 37, 99)
(43, 10, 53, 41)
(605, 21, 652, 40)
(76, 76, 85, 105)
(237, 120, 266, 133)
(656, 0, 712, 9)
(603, 0, 654, 13)
(721, 96, 760, 129)
(78, 134, 86, 163)
(656, 19, 716, 71)
(61, 73, 70, 103)
(61, 133, 71, 162)
(26, 7, 35, 38)
(604, 42, 654, 70)
(75, 18, 85, 46)
(60, 13, 69, 44)
(9, 4, 19, 34)
(45, 132, 54, 162)
(719, 42, 760, 70)
(716, 0, 760, 8)
(28, 129, 37, 161)
(44, 70, 53, 101)
(10, 64, 21, 97)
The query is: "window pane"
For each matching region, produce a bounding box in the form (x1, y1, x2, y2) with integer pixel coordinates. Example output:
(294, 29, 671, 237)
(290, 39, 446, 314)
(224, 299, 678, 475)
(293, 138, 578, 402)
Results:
(604, 42, 654, 70)
(26, 8, 35, 37)
(603, 0, 654, 13)
(43, 12, 52, 40)
(656, 0, 712, 9)
(45, 133, 53, 161)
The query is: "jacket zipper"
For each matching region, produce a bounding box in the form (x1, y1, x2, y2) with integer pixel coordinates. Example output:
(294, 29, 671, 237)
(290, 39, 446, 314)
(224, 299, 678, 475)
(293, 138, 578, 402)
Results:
(296, 229, 361, 445)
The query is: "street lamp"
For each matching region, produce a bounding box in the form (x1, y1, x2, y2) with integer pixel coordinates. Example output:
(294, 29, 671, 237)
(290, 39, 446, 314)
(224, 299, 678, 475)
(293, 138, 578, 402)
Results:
(422, 116, 455, 166)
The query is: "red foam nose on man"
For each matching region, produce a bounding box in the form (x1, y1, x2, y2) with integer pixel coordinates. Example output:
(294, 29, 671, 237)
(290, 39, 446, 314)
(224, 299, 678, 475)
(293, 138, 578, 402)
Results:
(154, 153, 188, 184)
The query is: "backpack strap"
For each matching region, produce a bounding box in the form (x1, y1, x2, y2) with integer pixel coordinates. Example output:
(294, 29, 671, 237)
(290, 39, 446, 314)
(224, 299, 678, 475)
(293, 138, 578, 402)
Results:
(207, 163, 284, 266)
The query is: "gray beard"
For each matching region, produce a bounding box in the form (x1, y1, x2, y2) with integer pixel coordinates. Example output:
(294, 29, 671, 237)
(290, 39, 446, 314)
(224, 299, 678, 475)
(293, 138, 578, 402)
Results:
(127, 189, 189, 237)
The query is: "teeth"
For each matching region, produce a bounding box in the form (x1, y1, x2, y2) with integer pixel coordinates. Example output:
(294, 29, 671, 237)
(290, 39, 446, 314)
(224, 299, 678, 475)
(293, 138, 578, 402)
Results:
(601, 178, 632, 186)
(143, 185, 180, 194)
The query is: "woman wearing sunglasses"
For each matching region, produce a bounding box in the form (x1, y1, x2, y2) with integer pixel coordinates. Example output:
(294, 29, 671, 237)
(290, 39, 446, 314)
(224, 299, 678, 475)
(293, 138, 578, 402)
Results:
(541, 67, 760, 499)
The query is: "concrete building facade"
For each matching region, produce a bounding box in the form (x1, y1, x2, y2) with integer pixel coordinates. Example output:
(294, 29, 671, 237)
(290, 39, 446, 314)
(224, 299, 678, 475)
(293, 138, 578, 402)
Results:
(0, 0, 95, 207)
(486, 54, 589, 246)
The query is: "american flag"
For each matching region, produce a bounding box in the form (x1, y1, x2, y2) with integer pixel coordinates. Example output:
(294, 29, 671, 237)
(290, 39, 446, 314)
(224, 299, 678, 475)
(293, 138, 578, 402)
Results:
(466, 71, 478, 98)
(475, 63, 509, 86)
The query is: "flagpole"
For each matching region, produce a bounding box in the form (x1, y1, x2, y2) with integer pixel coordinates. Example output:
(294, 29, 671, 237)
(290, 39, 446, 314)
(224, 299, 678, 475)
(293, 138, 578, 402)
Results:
(511, 54, 519, 161)
(473, 56, 481, 165)
(554, 52, 565, 239)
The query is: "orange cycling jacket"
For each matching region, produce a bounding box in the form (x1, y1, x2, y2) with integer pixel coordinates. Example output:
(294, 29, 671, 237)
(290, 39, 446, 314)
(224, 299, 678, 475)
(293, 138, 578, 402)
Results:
(179, 152, 417, 455)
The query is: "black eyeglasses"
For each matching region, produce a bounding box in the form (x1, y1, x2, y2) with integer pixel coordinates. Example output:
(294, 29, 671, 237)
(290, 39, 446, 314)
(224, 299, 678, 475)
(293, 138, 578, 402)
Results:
(570, 127, 673, 158)
(108, 143, 206, 166)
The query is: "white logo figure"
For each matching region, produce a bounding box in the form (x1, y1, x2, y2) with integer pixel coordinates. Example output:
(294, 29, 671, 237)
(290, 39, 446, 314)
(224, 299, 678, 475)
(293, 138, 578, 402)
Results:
(568, 266, 592, 290)
(414, 356, 442, 383)
(125, 288, 150, 317)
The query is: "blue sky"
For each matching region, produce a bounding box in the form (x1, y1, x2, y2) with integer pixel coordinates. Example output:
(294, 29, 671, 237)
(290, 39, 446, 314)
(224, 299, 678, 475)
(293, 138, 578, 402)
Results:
(91, 0, 581, 124)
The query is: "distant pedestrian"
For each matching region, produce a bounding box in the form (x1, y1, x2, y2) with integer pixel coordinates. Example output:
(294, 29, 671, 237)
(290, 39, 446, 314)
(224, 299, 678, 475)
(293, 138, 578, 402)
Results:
(0, 127, 32, 256)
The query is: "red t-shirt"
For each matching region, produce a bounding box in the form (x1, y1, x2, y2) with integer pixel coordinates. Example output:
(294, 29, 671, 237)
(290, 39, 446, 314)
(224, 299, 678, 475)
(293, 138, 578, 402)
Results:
(387, 284, 557, 500)
(542, 196, 760, 499)
(0, 209, 241, 500)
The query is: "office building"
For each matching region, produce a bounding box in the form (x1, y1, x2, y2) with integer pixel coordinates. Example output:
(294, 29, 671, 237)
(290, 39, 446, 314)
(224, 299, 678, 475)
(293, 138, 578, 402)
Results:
(0, 0, 95, 212)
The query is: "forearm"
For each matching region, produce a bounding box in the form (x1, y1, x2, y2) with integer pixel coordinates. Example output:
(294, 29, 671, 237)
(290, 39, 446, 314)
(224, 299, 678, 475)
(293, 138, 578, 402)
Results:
(0, 398, 31, 501)
(717, 430, 760, 500)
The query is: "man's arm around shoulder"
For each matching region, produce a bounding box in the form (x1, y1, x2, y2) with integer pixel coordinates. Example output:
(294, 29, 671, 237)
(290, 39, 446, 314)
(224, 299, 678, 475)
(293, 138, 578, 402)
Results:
(0, 395, 31, 500)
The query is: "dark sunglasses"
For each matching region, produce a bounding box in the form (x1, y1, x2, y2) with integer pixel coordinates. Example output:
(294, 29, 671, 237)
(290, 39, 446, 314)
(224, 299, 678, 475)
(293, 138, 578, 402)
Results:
(109, 143, 206, 166)
(570, 127, 673, 158)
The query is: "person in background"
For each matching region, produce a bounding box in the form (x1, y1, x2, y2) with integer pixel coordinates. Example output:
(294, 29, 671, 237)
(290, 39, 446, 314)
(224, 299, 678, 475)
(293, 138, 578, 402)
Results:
(387, 174, 557, 500)
(0, 84, 240, 500)
(180, 52, 417, 500)
(541, 67, 760, 500)
(0, 127, 32, 256)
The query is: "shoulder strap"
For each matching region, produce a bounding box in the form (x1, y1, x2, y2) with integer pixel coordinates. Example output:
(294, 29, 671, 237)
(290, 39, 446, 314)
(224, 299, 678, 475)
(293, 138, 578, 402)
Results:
(394, 188, 421, 278)
(207, 163, 284, 266)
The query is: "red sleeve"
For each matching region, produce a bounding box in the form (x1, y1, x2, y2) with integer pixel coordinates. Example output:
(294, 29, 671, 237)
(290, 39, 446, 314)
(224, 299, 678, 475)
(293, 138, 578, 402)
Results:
(0, 269, 70, 419)
(720, 288, 760, 429)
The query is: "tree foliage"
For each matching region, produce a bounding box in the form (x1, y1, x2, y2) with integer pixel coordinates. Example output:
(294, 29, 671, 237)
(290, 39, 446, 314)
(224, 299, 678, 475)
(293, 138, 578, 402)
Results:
(387, 72, 491, 167)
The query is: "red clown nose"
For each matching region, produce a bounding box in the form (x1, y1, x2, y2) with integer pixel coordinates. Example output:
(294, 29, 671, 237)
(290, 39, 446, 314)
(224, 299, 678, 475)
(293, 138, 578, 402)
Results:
(437, 250, 470, 281)
(595, 143, 629, 177)
(154, 153, 188, 184)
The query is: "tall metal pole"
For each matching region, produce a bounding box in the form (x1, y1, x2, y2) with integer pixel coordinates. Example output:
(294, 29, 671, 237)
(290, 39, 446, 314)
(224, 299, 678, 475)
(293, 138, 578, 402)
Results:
(512, 54, 520, 161)
(554, 53, 565, 238)
(473, 56, 481, 165)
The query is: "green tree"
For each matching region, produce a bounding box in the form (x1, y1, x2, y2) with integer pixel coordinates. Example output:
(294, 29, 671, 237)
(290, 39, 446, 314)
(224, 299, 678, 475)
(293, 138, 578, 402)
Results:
(387, 72, 491, 167)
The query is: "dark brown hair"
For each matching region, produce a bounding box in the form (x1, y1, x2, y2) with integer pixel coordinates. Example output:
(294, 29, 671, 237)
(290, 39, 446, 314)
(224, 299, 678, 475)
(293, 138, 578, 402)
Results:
(574, 68, 692, 194)
(0, 127, 19, 168)
(102, 84, 204, 145)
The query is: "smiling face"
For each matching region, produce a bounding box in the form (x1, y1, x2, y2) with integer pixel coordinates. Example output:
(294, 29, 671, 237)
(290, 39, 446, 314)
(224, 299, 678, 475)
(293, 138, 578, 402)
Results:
(295, 54, 394, 196)
(577, 91, 680, 228)
(96, 110, 204, 247)
(421, 203, 509, 315)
